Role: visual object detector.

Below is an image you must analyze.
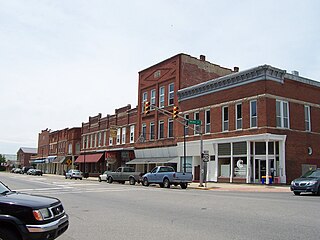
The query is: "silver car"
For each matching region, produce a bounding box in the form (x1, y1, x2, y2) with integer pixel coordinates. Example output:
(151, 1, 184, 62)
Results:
(65, 169, 83, 180)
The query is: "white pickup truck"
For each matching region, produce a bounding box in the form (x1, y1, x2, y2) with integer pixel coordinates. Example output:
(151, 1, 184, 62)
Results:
(142, 166, 193, 189)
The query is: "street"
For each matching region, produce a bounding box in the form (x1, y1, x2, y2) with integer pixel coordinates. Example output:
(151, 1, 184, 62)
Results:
(1, 172, 319, 240)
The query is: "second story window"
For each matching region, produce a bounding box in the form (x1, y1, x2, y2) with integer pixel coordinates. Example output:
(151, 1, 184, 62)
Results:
(116, 128, 121, 145)
(130, 125, 135, 143)
(121, 127, 126, 144)
(168, 119, 173, 138)
(184, 114, 189, 136)
(150, 122, 155, 140)
(304, 105, 311, 132)
(68, 143, 72, 154)
(194, 112, 200, 134)
(205, 110, 211, 134)
(159, 86, 165, 108)
(250, 100, 257, 128)
(98, 132, 102, 147)
(236, 103, 242, 130)
(159, 120, 164, 139)
(142, 123, 147, 141)
(109, 137, 113, 146)
(222, 106, 229, 131)
(276, 100, 289, 129)
(168, 83, 174, 105)
(151, 89, 156, 110)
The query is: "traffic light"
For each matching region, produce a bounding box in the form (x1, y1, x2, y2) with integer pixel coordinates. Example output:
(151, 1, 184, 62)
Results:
(144, 101, 150, 114)
(173, 106, 179, 119)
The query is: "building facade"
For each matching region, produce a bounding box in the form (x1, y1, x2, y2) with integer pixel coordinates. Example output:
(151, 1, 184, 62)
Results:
(177, 65, 320, 184)
(17, 147, 37, 167)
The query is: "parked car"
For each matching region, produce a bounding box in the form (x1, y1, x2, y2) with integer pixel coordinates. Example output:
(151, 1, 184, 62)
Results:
(14, 168, 22, 174)
(32, 169, 43, 176)
(26, 169, 35, 175)
(10, 168, 16, 173)
(290, 168, 320, 195)
(98, 171, 109, 182)
(107, 167, 142, 185)
(65, 169, 83, 180)
(21, 166, 33, 174)
(142, 166, 193, 189)
(0, 180, 69, 240)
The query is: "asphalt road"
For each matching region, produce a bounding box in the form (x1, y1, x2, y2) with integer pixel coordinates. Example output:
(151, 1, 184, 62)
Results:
(1, 172, 319, 240)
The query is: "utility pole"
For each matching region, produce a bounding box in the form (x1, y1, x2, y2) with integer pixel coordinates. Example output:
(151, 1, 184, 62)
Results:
(199, 123, 204, 187)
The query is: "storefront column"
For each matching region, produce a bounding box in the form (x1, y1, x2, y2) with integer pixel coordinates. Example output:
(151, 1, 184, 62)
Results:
(246, 141, 251, 183)
(230, 143, 233, 183)
(280, 139, 287, 183)
(214, 144, 218, 182)
(252, 142, 256, 182)
(266, 140, 270, 185)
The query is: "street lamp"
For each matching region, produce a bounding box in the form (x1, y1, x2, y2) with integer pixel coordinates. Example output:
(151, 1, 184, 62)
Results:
(83, 139, 87, 178)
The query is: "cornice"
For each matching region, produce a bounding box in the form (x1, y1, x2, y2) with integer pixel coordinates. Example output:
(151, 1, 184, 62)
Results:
(178, 65, 286, 102)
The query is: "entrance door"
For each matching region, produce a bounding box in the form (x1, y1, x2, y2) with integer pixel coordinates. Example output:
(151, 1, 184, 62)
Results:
(254, 158, 275, 183)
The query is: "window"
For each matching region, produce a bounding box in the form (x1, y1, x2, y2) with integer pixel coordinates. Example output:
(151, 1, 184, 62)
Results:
(103, 131, 107, 146)
(98, 132, 102, 147)
(142, 123, 147, 141)
(151, 89, 156, 110)
(90, 134, 93, 148)
(159, 86, 165, 108)
(222, 106, 229, 131)
(121, 127, 126, 144)
(276, 100, 289, 128)
(86, 135, 89, 149)
(205, 110, 211, 134)
(194, 112, 200, 134)
(250, 100, 257, 128)
(130, 125, 135, 143)
(168, 83, 174, 105)
(159, 120, 164, 139)
(68, 143, 72, 154)
(150, 122, 155, 140)
(142, 92, 148, 112)
(236, 103, 242, 130)
(116, 128, 121, 145)
(109, 137, 113, 146)
(304, 105, 311, 131)
(184, 114, 189, 136)
(168, 119, 173, 138)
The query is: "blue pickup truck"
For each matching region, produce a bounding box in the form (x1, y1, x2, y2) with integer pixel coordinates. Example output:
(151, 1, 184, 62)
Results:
(142, 166, 193, 189)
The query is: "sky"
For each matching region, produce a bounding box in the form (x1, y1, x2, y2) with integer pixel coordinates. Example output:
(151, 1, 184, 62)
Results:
(0, 0, 319, 154)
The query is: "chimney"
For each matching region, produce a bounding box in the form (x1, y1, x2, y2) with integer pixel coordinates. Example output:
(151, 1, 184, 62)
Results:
(234, 66, 239, 72)
(200, 55, 206, 61)
(292, 70, 299, 76)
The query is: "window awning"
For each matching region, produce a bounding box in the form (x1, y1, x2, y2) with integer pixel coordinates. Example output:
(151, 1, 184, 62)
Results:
(75, 153, 104, 163)
(126, 157, 178, 165)
(33, 159, 45, 164)
(52, 156, 66, 163)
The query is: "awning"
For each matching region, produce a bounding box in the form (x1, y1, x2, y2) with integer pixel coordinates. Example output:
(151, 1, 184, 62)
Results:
(52, 156, 66, 164)
(45, 156, 57, 163)
(126, 157, 178, 165)
(75, 153, 104, 163)
(33, 159, 45, 164)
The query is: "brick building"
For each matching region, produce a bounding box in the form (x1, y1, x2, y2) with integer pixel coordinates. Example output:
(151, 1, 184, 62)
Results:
(76, 105, 137, 177)
(17, 147, 37, 167)
(128, 54, 236, 175)
(177, 65, 320, 184)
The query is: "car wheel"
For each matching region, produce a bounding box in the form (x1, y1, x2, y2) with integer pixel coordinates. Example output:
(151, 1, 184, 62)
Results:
(65, 176, 67, 179)
(79, 178, 82, 180)
(159, 183, 164, 188)
(293, 191, 300, 196)
(180, 183, 188, 189)
(0, 228, 19, 240)
(317, 186, 320, 196)
(143, 177, 149, 187)
(163, 178, 171, 188)
(98, 177, 102, 182)
(108, 177, 113, 184)
(129, 177, 136, 185)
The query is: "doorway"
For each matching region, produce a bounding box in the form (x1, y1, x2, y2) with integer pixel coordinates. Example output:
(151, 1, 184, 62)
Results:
(254, 158, 275, 183)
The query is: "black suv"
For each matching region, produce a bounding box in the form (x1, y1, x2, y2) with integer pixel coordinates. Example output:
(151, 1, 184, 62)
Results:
(290, 168, 320, 196)
(0, 181, 69, 240)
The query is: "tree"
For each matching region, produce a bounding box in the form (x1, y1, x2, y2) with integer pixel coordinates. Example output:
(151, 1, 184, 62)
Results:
(0, 154, 6, 163)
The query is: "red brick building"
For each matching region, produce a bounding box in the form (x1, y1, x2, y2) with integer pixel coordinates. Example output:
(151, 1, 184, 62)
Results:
(129, 54, 235, 174)
(17, 147, 37, 167)
(76, 105, 137, 176)
(177, 65, 320, 184)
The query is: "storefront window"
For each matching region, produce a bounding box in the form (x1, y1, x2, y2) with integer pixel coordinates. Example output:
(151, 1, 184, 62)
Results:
(233, 157, 247, 178)
(218, 158, 230, 177)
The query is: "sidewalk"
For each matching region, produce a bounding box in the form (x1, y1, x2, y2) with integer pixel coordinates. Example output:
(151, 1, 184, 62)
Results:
(81, 175, 290, 192)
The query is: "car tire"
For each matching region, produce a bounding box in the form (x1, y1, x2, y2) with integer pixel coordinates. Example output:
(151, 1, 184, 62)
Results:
(163, 178, 171, 188)
(143, 177, 149, 187)
(129, 177, 136, 185)
(0, 228, 19, 240)
(65, 176, 67, 179)
(180, 183, 188, 189)
(293, 191, 300, 196)
(108, 177, 113, 184)
(98, 177, 102, 182)
(159, 183, 164, 188)
(317, 186, 320, 196)
(79, 178, 82, 180)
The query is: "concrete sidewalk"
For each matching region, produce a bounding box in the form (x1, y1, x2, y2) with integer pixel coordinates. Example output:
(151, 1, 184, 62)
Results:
(80, 175, 290, 192)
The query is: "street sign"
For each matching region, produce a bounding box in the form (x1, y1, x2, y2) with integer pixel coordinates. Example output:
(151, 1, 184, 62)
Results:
(188, 119, 201, 125)
(66, 159, 72, 166)
(202, 150, 209, 162)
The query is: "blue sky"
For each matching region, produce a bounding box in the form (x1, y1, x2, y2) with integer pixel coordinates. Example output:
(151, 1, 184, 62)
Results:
(0, 0, 319, 154)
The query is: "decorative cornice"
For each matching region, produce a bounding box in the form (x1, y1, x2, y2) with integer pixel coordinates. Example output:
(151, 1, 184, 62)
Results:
(178, 65, 286, 102)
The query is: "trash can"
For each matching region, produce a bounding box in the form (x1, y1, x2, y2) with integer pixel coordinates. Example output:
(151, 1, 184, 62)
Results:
(261, 176, 272, 184)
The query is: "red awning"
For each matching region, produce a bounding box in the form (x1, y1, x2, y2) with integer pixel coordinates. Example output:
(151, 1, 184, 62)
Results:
(75, 153, 104, 163)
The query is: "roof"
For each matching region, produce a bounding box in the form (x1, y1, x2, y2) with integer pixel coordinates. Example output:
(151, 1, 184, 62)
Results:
(18, 147, 38, 154)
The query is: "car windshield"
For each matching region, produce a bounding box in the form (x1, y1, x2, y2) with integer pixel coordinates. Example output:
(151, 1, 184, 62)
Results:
(301, 170, 320, 178)
(0, 182, 11, 194)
